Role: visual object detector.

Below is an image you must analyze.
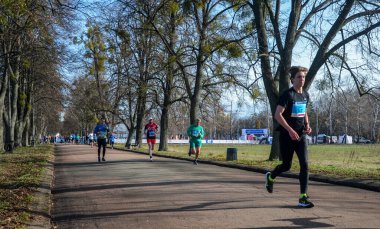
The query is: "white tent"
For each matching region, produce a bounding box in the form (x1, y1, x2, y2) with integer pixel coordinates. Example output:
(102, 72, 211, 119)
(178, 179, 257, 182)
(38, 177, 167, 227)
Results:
(338, 134, 353, 144)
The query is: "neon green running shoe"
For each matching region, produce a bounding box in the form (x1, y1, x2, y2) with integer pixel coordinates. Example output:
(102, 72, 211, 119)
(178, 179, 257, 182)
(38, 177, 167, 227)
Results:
(298, 195, 314, 208)
(265, 172, 274, 193)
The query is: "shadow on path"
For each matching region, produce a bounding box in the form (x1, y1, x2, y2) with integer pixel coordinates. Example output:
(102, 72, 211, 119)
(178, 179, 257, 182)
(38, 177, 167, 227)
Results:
(53, 199, 294, 222)
(238, 217, 335, 228)
(52, 179, 262, 194)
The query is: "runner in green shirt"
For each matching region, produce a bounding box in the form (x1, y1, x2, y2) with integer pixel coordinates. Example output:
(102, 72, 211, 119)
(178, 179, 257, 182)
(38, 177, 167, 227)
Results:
(187, 118, 204, 165)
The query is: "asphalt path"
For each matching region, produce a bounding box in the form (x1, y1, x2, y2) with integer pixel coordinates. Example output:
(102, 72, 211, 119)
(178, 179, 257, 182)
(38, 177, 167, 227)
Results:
(52, 144, 380, 228)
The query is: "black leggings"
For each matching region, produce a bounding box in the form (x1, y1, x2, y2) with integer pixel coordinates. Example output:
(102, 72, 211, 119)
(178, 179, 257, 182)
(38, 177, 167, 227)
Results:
(271, 131, 309, 194)
(97, 139, 107, 158)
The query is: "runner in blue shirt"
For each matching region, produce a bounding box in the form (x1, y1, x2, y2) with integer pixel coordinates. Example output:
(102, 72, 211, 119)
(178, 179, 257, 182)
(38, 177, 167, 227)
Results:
(94, 117, 109, 162)
(109, 132, 117, 149)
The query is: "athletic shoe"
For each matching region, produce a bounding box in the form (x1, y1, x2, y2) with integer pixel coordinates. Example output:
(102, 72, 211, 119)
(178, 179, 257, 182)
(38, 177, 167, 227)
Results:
(193, 160, 198, 165)
(265, 172, 274, 193)
(102, 157, 106, 162)
(150, 157, 153, 162)
(298, 195, 314, 208)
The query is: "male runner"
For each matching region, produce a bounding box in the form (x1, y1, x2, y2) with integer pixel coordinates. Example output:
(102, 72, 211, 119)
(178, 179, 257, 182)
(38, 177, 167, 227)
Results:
(109, 132, 117, 149)
(94, 117, 109, 162)
(265, 66, 314, 208)
(144, 118, 159, 161)
(187, 118, 204, 165)
(88, 132, 94, 148)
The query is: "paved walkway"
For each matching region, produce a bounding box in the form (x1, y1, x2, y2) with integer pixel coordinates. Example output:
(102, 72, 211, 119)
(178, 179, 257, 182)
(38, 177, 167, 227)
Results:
(52, 144, 380, 228)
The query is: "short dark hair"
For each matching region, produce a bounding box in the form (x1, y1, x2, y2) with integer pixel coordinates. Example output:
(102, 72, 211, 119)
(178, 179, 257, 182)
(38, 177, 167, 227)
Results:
(289, 66, 308, 79)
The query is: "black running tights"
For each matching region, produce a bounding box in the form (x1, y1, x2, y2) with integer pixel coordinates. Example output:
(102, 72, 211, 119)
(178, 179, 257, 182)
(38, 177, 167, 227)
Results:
(271, 131, 309, 194)
(97, 139, 107, 158)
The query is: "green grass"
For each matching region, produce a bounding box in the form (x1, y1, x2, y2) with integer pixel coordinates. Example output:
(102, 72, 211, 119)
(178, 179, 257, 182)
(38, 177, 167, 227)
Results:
(116, 143, 380, 181)
(0, 145, 53, 228)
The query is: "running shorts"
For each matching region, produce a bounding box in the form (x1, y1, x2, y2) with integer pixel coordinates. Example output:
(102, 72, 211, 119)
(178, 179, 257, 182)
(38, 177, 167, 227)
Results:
(189, 139, 202, 148)
(97, 138, 107, 147)
(147, 138, 156, 144)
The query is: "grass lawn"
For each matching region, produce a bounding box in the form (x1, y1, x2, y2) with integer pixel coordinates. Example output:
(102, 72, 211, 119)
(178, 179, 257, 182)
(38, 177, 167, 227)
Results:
(0, 145, 53, 228)
(116, 143, 380, 181)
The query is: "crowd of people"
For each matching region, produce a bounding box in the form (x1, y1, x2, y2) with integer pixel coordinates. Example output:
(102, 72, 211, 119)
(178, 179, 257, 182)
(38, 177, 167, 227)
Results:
(40, 133, 115, 145)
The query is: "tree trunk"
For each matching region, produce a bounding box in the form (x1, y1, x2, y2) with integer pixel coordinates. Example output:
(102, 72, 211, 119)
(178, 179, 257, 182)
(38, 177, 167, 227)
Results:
(0, 51, 8, 150)
(15, 121, 24, 147)
(159, 10, 177, 151)
(134, 23, 153, 148)
(29, 104, 36, 145)
(269, 130, 280, 161)
(189, 35, 205, 125)
(4, 66, 19, 150)
(189, 93, 200, 125)
(315, 105, 319, 143)
(0, 106, 4, 150)
(372, 102, 379, 142)
(22, 114, 30, 146)
(22, 105, 31, 146)
(159, 104, 170, 151)
(158, 63, 173, 151)
(15, 75, 32, 147)
(252, 0, 282, 160)
(135, 90, 147, 147)
(125, 126, 135, 149)
(4, 37, 21, 150)
(9, 74, 20, 148)
(329, 98, 333, 137)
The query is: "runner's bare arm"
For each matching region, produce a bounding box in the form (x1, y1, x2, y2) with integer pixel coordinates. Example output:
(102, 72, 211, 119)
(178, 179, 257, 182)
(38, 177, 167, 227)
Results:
(275, 105, 300, 140)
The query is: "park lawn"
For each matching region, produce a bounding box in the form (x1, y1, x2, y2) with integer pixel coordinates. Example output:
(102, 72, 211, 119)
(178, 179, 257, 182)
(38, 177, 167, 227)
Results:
(0, 145, 53, 228)
(116, 143, 380, 181)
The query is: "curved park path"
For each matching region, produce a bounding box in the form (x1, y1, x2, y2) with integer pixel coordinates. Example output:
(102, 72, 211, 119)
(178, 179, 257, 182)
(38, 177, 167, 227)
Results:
(51, 144, 380, 228)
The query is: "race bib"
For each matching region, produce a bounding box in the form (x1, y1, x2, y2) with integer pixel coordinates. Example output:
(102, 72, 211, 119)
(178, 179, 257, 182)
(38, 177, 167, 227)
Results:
(291, 101, 307, 117)
(148, 130, 156, 137)
(98, 131, 107, 139)
(192, 130, 200, 137)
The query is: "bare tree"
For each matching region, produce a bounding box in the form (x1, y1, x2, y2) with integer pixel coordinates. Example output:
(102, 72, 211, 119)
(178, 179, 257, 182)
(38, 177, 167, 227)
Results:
(245, 0, 380, 159)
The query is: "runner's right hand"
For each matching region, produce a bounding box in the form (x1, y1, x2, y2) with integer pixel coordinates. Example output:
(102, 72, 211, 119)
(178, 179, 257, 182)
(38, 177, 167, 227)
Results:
(288, 129, 300, 141)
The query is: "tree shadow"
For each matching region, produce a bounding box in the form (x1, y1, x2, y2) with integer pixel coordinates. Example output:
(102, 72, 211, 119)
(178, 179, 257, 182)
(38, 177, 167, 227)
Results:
(52, 179, 263, 194)
(238, 217, 335, 228)
(52, 199, 285, 223)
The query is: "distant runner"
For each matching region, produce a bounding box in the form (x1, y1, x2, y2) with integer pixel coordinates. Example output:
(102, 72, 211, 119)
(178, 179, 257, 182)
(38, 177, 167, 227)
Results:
(109, 132, 117, 149)
(94, 117, 109, 162)
(187, 118, 204, 165)
(88, 132, 94, 148)
(144, 118, 158, 161)
(265, 66, 314, 208)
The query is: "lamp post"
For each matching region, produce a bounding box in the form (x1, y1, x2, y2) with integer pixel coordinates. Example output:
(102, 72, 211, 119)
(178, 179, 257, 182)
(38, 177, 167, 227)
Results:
(315, 104, 319, 144)
(230, 100, 232, 140)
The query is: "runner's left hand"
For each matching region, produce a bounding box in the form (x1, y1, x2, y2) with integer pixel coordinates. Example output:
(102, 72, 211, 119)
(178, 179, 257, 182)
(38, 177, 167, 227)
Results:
(304, 125, 312, 134)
